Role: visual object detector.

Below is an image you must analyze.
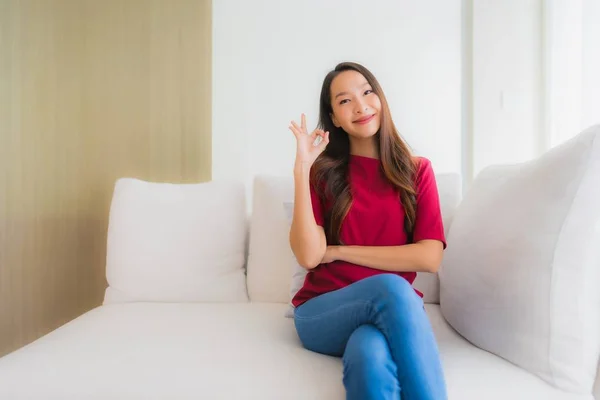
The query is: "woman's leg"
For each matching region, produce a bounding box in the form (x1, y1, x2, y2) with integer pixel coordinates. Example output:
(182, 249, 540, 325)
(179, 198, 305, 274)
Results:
(294, 274, 447, 400)
(343, 324, 400, 400)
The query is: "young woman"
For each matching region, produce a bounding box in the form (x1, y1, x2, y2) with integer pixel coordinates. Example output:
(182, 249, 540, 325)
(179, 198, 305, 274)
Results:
(288, 62, 448, 400)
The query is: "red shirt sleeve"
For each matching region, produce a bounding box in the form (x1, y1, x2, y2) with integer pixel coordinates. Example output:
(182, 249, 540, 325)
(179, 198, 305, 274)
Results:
(412, 157, 446, 249)
(309, 180, 325, 227)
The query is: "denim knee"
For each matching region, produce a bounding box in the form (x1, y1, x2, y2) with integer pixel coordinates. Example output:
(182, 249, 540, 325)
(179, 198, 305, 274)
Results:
(366, 274, 420, 308)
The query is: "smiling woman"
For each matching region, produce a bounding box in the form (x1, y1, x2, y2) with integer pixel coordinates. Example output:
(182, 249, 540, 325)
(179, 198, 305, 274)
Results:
(288, 62, 448, 399)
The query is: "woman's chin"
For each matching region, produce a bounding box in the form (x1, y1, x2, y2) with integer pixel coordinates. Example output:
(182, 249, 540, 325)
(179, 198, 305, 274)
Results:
(348, 126, 380, 139)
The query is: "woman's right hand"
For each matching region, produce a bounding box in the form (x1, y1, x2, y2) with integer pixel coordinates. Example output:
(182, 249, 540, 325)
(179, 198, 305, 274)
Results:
(289, 114, 329, 166)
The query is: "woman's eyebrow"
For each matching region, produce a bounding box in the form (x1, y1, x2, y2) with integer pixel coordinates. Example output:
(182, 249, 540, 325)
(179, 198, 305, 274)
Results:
(334, 82, 370, 99)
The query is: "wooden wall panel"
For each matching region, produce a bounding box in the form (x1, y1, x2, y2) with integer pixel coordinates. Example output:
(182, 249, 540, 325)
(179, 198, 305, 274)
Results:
(0, 0, 212, 357)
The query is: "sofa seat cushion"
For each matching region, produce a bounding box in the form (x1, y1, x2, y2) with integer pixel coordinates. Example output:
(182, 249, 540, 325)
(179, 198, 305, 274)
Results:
(0, 304, 590, 400)
(428, 305, 592, 400)
(0, 303, 343, 400)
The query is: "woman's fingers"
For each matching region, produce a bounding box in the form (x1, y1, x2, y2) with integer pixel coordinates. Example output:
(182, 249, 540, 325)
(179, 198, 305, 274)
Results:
(311, 130, 328, 148)
(309, 128, 324, 139)
(318, 131, 330, 150)
(290, 117, 328, 150)
(289, 125, 300, 138)
(301, 114, 307, 133)
(291, 120, 302, 133)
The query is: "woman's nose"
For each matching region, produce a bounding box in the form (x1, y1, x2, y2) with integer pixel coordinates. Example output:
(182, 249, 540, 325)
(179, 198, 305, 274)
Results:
(354, 99, 368, 114)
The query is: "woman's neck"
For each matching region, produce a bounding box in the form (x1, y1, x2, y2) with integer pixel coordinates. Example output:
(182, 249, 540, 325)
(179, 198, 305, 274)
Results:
(349, 137, 379, 159)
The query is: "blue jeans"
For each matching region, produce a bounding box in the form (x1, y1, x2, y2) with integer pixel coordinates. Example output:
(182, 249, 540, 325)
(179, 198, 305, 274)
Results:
(294, 274, 447, 400)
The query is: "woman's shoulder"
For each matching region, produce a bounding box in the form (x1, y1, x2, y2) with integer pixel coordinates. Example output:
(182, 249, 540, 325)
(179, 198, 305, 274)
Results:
(411, 156, 435, 186)
(412, 156, 433, 173)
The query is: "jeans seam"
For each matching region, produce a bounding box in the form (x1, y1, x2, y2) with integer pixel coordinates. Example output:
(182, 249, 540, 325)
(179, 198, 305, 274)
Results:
(294, 300, 372, 321)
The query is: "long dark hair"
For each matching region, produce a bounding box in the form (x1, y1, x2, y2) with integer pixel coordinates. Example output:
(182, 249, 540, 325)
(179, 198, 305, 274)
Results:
(311, 62, 417, 245)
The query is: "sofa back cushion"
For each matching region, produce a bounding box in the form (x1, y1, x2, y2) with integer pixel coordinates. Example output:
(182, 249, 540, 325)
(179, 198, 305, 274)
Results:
(439, 125, 600, 394)
(103, 178, 248, 304)
(246, 172, 462, 305)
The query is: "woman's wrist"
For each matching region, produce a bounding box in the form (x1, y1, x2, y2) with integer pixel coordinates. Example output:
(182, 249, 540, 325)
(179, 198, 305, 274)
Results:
(293, 160, 312, 177)
(325, 245, 341, 263)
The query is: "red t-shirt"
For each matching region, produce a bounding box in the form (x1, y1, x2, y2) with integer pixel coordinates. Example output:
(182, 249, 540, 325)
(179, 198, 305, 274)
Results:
(291, 155, 446, 308)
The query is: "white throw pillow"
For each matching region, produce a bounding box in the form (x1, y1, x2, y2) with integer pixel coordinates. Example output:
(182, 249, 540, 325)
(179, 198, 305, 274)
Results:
(439, 125, 600, 393)
(103, 178, 249, 304)
(246, 175, 296, 305)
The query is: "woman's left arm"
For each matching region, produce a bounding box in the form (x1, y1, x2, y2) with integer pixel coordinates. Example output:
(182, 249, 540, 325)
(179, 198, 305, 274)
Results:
(323, 241, 443, 273)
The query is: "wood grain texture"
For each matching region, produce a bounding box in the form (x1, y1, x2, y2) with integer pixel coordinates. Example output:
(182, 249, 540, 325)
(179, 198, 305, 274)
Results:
(0, 0, 212, 357)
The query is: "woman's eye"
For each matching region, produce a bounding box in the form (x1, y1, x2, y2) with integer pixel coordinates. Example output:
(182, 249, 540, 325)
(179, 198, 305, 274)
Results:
(340, 99, 349, 105)
(364, 89, 373, 95)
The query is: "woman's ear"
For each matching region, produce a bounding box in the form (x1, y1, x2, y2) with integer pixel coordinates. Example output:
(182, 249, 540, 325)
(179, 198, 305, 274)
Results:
(331, 113, 340, 128)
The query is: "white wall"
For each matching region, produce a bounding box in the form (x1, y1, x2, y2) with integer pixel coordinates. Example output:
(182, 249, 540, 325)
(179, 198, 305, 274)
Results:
(543, 0, 600, 147)
(213, 0, 462, 189)
(468, 0, 599, 178)
(582, 0, 600, 130)
(471, 0, 543, 176)
(544, 0, 583, 148)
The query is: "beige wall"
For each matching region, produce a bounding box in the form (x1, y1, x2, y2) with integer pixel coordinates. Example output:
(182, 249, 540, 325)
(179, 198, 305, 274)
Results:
(0, 0, 212, 357)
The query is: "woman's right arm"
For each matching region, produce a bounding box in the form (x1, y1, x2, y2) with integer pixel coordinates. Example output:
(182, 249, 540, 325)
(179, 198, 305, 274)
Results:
(288, 114, 329, 270)
(289, 162, 327, 269)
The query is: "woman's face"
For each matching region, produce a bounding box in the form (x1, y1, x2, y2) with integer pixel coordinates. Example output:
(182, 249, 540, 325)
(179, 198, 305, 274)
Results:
(329, 70, 382, 139)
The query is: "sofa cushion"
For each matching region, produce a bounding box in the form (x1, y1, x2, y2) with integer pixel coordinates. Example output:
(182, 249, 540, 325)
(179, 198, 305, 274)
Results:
(0, 303, 345, 400)
(440, 125, 600, 394)
(103, 178, 248, 304)
(246, 173, 462, 308)
(0, 303, 589, 400)
(246, 175, 295, 304)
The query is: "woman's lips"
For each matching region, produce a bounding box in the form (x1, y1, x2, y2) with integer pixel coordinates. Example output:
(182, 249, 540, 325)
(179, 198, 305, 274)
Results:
(353, 114, 375, 125)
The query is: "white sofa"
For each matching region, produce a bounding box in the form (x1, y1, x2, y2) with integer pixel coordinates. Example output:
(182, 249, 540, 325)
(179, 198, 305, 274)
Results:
(0, 126, 599, 400)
